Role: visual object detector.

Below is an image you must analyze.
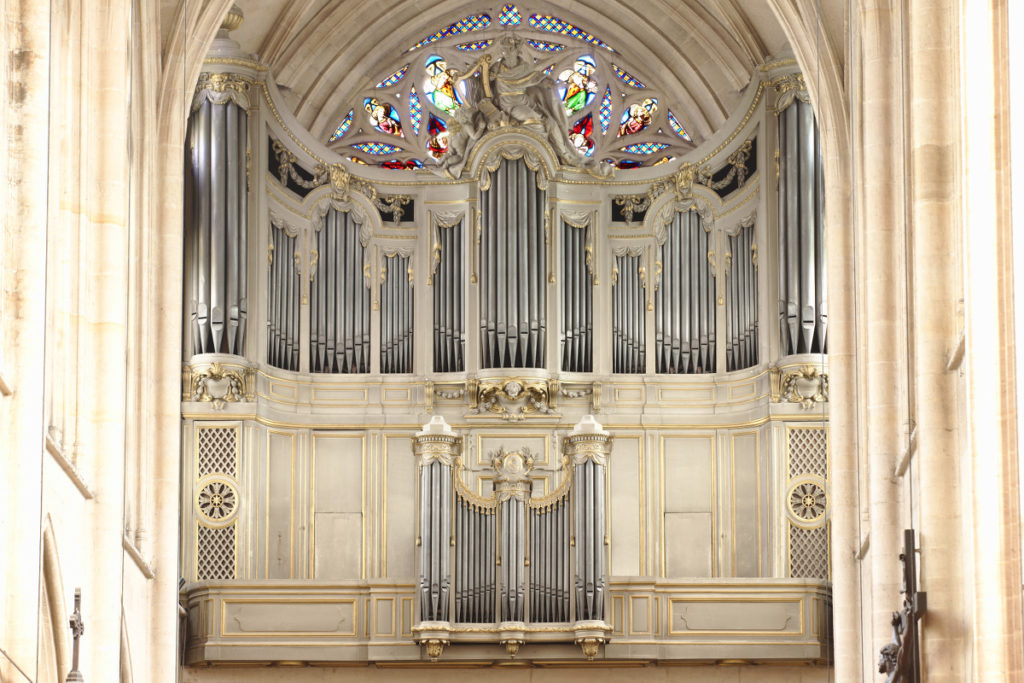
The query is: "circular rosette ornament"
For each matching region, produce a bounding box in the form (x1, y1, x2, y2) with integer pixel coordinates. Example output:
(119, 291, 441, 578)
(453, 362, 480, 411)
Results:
(196, 475, 239, 526)
(786, 475, 828, 528)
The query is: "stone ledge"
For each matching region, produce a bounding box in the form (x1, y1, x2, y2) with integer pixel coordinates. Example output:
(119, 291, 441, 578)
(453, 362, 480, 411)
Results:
(182, 579, 830, 666)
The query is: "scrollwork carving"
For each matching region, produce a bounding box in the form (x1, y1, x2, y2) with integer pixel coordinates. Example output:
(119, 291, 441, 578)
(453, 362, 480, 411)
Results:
(473, 378, 558, 422)
(183, 362, 255, 409)
(770, 365, 829, 409)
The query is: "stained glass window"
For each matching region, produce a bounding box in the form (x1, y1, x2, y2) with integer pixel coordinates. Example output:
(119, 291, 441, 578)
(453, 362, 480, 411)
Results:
(364, 97, 404, 138)
(611, 64, 645, 88)
(409, 87, 422, 136)
(619, 142, 670, 155)
(652, 155, 674, 166)
(527, 39, 565, 52)
(568, 113, 595, 157)
(328, 109, 354, 143)
(604, 158, 643, 169)
(557, 55, 599, 115)
(375, 64, 409, 88)
(667, 110, 692, 142)
(349, 156, 369, 165)
(599, 87, 612, 134)
(618, 97, 658, 137)
(456, 40, 492, 51)
(408, 13, 491, 52)
(381, 159, 424, 169)
(543, 64, 554, 76)
(424, 55, 463, 115)
(351, 142, 403, 155)
(498, 4, 521, 26)
(426, 114, 449, 160)
(529, 14, 614, 51)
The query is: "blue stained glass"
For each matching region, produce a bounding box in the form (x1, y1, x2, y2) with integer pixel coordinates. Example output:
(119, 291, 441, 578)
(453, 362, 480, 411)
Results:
(328, 109, 354, 143)
(599, 87, 612, 134)
(408, 13, 491, 51)
(543, 64, 554, 76)
(409, 87, 422, 136)
(619, 142, 670, 155)
(498, 4, 522, 25)
(603, 158, 643, 169)
(527, 39, 565, 52)
(351, 142, 403, 155)
(456, 39, 493, 51)
(424, 55, 464, 115)
(611, 64, 646, 88)
(529, 14, 614, 52)
(375, 64, 409, 88)
(667, 110, 692, 142)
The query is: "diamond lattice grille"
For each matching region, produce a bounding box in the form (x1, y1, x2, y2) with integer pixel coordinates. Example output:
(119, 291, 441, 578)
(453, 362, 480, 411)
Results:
(788, 428, 827, 478)
(196, 523, 236, 580)
(197, 426, 237, 478)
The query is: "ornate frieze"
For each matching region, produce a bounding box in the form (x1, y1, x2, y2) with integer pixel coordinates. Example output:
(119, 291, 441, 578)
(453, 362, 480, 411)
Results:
(473, 378, 558, 422)
(770, 365, 830, 409)
(182, 360, 255, 409)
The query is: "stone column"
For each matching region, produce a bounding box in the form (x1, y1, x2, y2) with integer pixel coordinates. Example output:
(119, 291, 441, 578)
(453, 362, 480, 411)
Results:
(564, 415, 613, 659)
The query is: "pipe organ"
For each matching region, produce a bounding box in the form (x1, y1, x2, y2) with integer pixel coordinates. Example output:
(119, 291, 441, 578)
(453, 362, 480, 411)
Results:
(777, 98, 827, 355)
(309, 208, 371, 373)
(412, 416, 612, 659)
(726, 221, 758, 371)
(612, 252, 646, 373)
(655, 211, 716, 374)
(560, 219, 593, 373)
(432, 216, 464, 373)
(185, 83, 250, 356)
(181, 58, 832, 668)
(479, 158, 547, 369)
(267, 222, 300, 371)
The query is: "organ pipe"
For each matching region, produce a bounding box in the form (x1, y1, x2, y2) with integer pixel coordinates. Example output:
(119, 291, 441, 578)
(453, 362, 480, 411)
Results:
(433, 219, 464, 372)
(612, 253, 645, 373)
(565, 416, 611, 623)
(777, 99, 827, 354)
(655, 211, 716, 374)
(381, 253, 414, 373)
(186, 91, 249, 356)
(309, 208, 370, 373)
(267, 224, 300, 371)
(479, 158, 546, 368)
(726, 223, 759, 371)
(413, 417, 458, 623)
(561, 221, 593, 372)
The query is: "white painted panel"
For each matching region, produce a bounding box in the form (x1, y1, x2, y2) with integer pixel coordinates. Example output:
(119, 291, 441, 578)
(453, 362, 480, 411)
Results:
(733, 432, 760, 577)
(314, 512, 363, 579)
(663, 436, 713, 512)
(313, 433, 363, 513)
(610, 435, 641, 576)
(267, 430, 295, 579)
(385, 434, 416, 578)
(664, 512, 712, 577)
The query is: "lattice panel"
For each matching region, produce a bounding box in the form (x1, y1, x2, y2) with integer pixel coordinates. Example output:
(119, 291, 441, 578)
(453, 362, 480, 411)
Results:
(789, 524, 828, 579)
(196, 523, 236, 580)
(788, 428, 827, 478)
(197, 426, 237, 478)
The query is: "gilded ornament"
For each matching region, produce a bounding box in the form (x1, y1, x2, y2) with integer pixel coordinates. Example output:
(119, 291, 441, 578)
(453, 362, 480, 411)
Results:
(184, 362, 255, 409)
(770, 365, 830, 409)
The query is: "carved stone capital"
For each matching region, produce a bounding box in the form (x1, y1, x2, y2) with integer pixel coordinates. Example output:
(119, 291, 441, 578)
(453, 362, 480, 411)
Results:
(491, 448, 534, 502)
(770, 365, 829, 409)
(563, 416, 612, 466)
(474, 378, 558, 422)
(183, 359, 255, 409)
